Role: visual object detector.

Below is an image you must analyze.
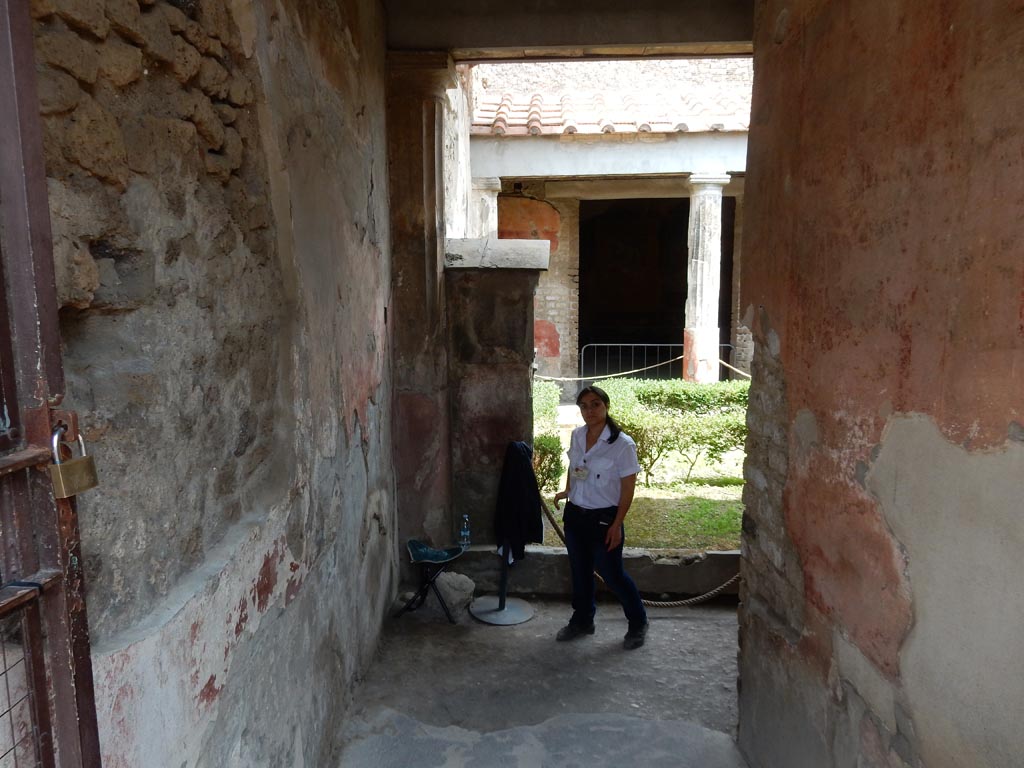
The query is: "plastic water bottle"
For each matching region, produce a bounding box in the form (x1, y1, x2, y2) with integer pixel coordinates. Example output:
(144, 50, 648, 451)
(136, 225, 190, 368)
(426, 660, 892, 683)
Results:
(459, 514, 471, 547)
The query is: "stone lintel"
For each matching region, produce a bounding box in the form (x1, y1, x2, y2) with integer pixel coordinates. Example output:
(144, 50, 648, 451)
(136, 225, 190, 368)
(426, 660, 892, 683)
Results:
(387, 50, 457, 93)
(444, 237, 549, 271)
(450, 41, 754, 60)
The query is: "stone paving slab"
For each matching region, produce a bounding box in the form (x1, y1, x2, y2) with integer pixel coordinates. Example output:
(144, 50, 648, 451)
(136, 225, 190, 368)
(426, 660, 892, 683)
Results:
(339, 708, 748, 767)
(338, 599, 743, 766)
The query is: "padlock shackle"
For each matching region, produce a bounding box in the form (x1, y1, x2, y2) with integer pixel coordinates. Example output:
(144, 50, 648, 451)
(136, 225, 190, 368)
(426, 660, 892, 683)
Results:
(51, 426, 66, 465)
(52, 426, 88, 466)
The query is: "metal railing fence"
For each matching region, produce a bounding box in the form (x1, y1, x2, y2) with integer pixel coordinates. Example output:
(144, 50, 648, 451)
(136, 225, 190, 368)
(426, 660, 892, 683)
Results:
(577, 343, 735, 382)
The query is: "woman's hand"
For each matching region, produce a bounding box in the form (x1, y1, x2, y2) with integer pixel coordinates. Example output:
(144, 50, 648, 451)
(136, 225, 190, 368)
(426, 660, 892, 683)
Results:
(604, 524, 623, 551)
(553, 490, 568, 509)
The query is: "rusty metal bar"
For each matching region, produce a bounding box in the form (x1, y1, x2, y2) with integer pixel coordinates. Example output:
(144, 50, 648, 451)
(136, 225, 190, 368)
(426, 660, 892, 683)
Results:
(23, 601, 57, 768)
(53, 496, 101, 766)
(0, 1, 102, 765)
(0, 0, 64, 406)
(0, 261, 20, 454)
(0, 587, 38, 619)
(0, 571, 61, 619)
(0, 446, 51, 479)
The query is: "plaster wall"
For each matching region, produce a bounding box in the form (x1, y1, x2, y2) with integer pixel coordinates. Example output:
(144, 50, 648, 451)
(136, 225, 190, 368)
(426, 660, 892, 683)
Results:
(739, 3, 1024, 767)
(536, 198, 580, 396)
(495, 192, 579, 399)
(446, 259, 543, 539)
(472, 133, 747, 180)
(443, 67, 473, 240)
(34, 0, 396, 764)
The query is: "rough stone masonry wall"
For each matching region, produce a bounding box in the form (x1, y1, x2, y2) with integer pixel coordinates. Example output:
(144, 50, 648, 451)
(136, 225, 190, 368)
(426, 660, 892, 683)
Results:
(739, 3, 1024, 768)
(32, 0, 395, 765)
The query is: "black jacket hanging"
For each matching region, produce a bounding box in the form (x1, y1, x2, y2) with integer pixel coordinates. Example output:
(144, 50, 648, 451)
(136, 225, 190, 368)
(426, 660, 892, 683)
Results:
(494, 441, 545, 560)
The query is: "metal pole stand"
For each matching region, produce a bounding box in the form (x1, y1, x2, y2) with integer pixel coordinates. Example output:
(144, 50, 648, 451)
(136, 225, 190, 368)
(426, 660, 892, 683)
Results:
(469, 541, 534, 625)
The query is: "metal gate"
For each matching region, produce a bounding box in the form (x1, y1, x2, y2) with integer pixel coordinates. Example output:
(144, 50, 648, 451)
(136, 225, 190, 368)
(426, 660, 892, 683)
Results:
(0, 2, 102, 766)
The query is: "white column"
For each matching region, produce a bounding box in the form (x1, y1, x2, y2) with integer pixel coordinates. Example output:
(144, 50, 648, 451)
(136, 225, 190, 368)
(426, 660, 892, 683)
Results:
(684, 173, 730, 382)
(468, 177, 501, 238)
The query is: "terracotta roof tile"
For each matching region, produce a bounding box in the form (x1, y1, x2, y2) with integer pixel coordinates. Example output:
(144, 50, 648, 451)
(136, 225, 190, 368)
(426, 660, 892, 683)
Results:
(472, 88, 750, 136)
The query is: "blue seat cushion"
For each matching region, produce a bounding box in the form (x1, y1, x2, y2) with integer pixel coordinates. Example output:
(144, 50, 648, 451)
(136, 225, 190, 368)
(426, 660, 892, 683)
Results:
(407, 539, 465, 564)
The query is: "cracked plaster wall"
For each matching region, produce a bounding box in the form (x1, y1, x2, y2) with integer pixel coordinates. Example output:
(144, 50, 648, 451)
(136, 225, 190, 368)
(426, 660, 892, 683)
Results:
(34, 0, 396, 764)
(738, 2, 1024, 767)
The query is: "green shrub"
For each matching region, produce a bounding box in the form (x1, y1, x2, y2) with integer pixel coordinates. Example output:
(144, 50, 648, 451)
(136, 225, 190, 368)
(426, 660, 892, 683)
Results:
(609, 405, 684, 486)
(532, 379, 562, 434)
(593, 379, 673, 485)
(632, 379, 749, 414)
(676, 409, 748, 482)
(532, 432, 565, 494)
(593, 378, 749, 485)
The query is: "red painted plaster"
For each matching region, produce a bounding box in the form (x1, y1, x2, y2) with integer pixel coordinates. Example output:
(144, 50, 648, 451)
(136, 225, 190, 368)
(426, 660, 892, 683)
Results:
(683, 328, 699, 381)
(787, 470, 911, 679)
(234, 596, 249, 637)
(741, 1, 1024, 680)
(534, 320, 560, 357)
(251, 545, 279, 613)
(498, 196, 560, 253)
(197, 675, 222, 706)
(395, 392, 449, 499)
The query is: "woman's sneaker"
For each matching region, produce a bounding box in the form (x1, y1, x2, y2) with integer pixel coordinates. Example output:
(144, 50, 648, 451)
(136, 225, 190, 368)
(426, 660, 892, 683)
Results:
(556, 622, 595, 642)
(623, 621, 649, 650)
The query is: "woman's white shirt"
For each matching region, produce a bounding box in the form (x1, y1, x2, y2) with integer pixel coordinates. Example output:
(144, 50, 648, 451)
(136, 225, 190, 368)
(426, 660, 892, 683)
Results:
(566, 424, 641, 509)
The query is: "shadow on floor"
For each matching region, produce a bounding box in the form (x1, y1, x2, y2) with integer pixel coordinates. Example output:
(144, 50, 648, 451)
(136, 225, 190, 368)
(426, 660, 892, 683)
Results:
(338, 598, 747, 767)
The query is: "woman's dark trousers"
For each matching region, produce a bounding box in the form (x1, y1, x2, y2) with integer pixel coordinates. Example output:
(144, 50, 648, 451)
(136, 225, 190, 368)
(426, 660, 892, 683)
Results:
(564, 503, 647, 628)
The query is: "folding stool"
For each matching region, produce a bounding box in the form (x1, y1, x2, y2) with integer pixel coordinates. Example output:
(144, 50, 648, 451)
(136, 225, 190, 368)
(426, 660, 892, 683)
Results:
(394, 539, 466, 624)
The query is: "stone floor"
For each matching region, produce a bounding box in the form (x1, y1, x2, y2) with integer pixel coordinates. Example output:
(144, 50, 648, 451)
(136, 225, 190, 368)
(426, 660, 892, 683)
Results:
(337, 597, 747, 767)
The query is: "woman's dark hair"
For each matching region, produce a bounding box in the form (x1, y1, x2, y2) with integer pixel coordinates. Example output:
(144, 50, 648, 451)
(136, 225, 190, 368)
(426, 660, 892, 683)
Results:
(576, 385, 621, 443)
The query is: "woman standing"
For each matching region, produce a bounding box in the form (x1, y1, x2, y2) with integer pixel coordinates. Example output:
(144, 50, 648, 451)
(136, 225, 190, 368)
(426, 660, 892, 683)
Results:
(553, 385, 649, 650)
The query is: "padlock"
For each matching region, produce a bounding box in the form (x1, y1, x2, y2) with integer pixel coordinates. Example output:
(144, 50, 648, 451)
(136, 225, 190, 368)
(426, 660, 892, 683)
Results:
(49, 429, 99, 499)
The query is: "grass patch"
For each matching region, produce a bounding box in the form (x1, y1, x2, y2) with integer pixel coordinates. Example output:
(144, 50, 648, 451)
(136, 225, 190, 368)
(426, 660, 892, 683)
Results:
(540, 449, 745, 552)
(541, 487, 742, 552)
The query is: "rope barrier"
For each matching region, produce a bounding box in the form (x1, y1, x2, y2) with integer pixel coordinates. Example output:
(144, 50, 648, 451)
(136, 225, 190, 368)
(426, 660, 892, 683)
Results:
(535, 355, 684, 382)
(536, 357, 751, 382)
(718, 360, 751, 379)
(539, 502, 740, 608)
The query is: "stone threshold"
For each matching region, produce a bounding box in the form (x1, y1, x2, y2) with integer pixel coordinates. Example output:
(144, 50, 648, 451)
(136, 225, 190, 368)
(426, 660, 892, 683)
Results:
(454, 545, 740, 599)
